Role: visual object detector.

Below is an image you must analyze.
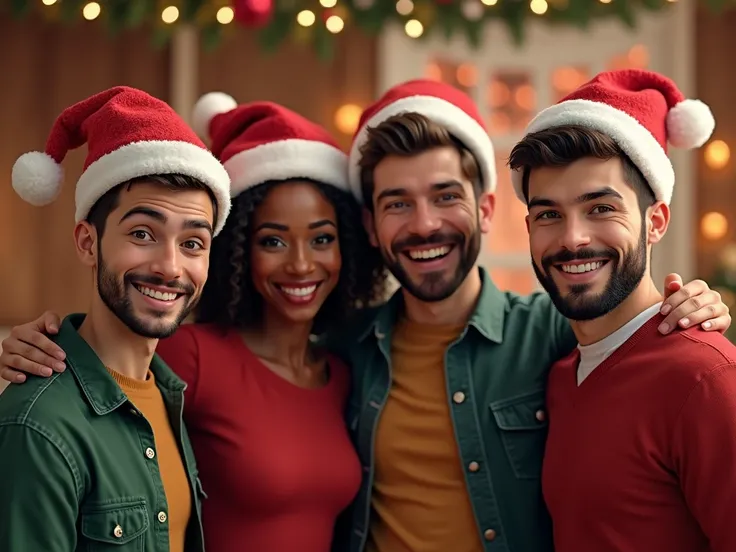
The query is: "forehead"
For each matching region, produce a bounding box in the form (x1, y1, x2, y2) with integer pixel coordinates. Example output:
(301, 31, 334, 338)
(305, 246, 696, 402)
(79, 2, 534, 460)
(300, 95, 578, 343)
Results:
(254, 181, 336, 224)
(116, 181, 215, 224)
(527, 157, 633, 203)
(373, 146, 466, 194)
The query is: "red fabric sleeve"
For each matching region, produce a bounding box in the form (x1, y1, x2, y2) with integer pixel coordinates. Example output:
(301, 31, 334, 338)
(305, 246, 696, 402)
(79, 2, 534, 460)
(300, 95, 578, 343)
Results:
(672, 362, 736, 552)
(156, 324, 201, 408)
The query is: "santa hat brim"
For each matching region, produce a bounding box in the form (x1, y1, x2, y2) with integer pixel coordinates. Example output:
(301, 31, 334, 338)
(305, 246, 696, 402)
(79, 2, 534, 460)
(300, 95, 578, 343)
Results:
(224, 138, 349, 197)
(511, 99, 675, 205)
(76, 140, 232, 236)
(348, 95, 497, 204)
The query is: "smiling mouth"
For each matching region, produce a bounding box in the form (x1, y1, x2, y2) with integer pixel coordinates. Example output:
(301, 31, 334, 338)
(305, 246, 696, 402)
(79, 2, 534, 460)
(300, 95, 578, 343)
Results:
(274, 282, 323, 305)
(133, 284, 185, 303)
(555, 260, 609, 275)
(403, 245, 455, 263)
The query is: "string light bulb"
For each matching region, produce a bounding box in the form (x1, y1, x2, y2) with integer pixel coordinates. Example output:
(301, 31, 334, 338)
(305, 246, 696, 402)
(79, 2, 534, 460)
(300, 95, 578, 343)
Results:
(325, 15, 345, 33)
(405, 18, 423, 38)
(530, 0, 548, 14)
(297, 10, 316, 26)
(320, 0, 338, 7)
(42, 0, 57, 5)
(82, 2, 101, 20)
(161, 6, 179, 24)
(396, 0, 414, 15)
(217, 7, 235, 24)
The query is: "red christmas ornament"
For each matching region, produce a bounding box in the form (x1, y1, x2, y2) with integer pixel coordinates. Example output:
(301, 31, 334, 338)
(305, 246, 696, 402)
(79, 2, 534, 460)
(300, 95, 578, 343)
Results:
(232, 0, 274, 28)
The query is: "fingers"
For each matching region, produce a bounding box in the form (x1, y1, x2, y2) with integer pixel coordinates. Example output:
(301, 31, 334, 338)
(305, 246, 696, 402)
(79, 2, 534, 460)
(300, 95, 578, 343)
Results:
(700, 314, 732, 333)
(0, 366, 27, 384)
(658, 289, 728, 334)
(0, 352, 56, 378)
(662, 273, 683, 298)
(659, 279, 707, 317)
(38, 311, 62, 334)
(9, 324, 66, 366)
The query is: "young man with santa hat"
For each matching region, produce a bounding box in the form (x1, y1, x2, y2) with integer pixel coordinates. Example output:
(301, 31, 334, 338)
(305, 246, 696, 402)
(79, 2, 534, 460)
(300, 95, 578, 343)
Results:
(509, 70, 736, 551)
(328, 78, 732, 552)
(0, 86, 231, 552)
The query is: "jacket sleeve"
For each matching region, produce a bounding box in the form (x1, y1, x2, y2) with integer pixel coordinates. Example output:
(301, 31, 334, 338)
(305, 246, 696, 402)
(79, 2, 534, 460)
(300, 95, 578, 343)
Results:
(0, 422, 80, 551)
(672, 362, 736, 552)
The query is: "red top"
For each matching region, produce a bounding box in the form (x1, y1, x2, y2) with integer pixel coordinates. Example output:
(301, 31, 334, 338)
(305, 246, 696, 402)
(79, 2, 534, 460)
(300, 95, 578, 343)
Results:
(157, 323, 361, 552)
(543, 314, 736, 552)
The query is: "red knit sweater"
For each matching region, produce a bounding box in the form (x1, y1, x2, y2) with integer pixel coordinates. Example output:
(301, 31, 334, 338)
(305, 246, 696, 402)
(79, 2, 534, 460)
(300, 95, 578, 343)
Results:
(156, 323, 361, 552)
(543, 314, 736, 552)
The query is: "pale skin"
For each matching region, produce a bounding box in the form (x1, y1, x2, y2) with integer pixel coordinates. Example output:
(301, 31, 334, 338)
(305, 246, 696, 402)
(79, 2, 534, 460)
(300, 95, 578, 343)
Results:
(526, 157, 672, 345)
(68, 182, 213, 381)
(0, 149, 731, 380)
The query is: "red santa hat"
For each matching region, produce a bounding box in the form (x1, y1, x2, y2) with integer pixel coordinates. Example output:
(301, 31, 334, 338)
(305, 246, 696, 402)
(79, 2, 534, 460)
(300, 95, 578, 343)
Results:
(348, 79, 496, 203)
(511, 69, 715, 205)
(11, 86, 232, 235)
(192, 93, 348, 197)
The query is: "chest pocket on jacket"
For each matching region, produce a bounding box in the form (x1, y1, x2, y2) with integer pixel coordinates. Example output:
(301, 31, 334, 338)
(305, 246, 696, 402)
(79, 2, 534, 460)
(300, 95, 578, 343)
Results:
(80, 498, 149, 551)
(490, 389, 548, 480)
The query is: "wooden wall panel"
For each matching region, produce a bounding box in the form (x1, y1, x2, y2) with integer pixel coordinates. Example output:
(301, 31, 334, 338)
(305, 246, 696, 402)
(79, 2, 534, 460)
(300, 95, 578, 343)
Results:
(695, 7, 736, 279)
(0, 16, 170, 325)
(197, 28, 377, 151)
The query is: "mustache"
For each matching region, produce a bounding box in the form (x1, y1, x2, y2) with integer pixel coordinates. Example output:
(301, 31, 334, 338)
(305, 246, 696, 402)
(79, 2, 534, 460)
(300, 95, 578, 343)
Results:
(541, 247, 619, 268)
(391, 231, 465, 255)
(125, 273, 195, 296)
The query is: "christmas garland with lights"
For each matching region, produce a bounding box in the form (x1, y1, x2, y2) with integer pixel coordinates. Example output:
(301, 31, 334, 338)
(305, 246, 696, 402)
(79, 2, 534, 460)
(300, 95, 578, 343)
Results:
(5, 0, 734, 60)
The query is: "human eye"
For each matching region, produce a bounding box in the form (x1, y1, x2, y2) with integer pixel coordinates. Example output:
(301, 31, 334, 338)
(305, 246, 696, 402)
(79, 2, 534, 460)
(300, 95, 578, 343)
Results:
(258, 236, 286, 248)
(590, 205, 614, 215)
(535, 211, 560, 221)
(313, 234, 336, 246)
(130, 229, 153, 241)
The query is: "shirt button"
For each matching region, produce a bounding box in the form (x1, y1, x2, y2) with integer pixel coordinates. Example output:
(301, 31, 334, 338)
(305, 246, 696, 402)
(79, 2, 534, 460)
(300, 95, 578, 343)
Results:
(484, 529, 497, 541)
(468, 461, 480, 472)
(535, 409, 546, 422)
(158, 511, 167, 523)
(130, 408, 139, 416)
(145, 447, 156, 459)
(452, 391, 466, 404)
(113, 525, 123, 538)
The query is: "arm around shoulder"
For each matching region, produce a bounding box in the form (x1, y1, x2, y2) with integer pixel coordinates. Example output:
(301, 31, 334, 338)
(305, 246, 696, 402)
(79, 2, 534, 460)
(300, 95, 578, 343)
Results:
(0, 422, 80, 551)
(672, 362, 736, 551)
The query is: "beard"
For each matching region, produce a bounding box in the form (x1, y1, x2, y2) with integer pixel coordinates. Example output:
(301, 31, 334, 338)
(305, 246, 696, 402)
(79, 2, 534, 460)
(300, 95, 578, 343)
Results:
(379, 224, 482, 303)
(97, 251, 198, 339)
(532, 225, 647, 321)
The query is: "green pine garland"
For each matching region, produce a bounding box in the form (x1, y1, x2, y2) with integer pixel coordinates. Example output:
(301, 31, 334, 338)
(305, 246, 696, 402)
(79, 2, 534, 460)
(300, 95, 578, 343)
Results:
(5, 0, 736, 60)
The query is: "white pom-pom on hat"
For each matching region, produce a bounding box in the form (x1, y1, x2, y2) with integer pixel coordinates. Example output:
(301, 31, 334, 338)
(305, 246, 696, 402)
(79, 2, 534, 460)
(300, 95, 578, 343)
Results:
(191, 92, 238, 139)
(12, 151, 64, 206)
(667, 99, 715, 149)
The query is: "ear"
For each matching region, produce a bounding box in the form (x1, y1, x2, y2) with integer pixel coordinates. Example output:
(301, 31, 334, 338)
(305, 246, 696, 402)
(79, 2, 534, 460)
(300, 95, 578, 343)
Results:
(73, 221, 99, 268)
(478, 192, 495, 234)
(646, 201, 670, 245)
(362, 207, 379, 248)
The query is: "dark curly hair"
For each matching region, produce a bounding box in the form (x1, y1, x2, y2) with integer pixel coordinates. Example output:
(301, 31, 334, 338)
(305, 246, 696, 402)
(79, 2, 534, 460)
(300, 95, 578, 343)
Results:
(196, 179, 388, 335)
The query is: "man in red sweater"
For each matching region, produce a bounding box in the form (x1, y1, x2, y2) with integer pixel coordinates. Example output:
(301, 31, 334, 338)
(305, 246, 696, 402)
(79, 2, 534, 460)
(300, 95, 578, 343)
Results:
(508, 69, 736, 552)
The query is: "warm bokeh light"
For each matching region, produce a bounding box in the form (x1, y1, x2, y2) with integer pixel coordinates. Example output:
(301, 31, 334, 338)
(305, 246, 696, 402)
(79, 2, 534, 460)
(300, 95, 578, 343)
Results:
(217, 7, 235, 24)
(704, 139, 731, 170)
(335, 104, 363, 135)
(701, 211, 729, 240)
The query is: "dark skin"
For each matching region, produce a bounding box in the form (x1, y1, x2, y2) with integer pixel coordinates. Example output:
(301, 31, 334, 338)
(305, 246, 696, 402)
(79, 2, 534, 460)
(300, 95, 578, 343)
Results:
(241, 181, 342, 389)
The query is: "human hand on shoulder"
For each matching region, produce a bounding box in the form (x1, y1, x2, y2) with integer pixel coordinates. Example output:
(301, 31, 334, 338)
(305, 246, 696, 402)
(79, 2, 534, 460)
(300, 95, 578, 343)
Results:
(0, 311, 66, 383)
(659, 274, 731, 334)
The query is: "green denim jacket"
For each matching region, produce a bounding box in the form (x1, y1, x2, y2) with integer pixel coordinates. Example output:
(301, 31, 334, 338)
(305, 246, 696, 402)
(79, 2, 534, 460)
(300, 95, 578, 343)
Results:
(0, 314, 206, 552)
(329, 268, 577, 552)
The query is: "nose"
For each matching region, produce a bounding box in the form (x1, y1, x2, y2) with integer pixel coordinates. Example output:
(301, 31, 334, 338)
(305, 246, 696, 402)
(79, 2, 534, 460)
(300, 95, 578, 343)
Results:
(285, 242, 315, 276)
(559, 216, 592, 252)
(407, 200, 442, 237)
(149, 242, 183, 282)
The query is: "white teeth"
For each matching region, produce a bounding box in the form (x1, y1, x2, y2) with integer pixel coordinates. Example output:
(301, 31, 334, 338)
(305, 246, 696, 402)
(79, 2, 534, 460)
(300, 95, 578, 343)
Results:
(280, 285, 317, 296)
(136, 286, 178, 302)
(561, 261, 603, 274)
(408, 246, 451, 260)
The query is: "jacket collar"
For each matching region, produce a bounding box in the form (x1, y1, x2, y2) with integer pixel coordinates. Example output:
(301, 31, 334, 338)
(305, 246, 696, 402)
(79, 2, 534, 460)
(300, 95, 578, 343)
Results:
(359, 266, 508, 344)
(58, 313, 185, 416)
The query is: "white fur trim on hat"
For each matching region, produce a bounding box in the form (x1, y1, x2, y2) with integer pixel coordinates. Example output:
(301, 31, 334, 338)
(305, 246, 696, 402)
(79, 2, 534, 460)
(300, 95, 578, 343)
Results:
(666, 99, 715, 149)
(511, 99, 676, 205)
(12, 151, 65, 206)
(192, 92, 238, 139)
(224, 138, 349, 197)
(75, 140, 232, 236)
(348, 95, 496, 204)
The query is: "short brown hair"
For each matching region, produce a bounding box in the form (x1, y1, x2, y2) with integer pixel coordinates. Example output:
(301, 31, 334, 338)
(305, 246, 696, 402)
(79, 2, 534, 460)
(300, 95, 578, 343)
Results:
(87, 174, 216, 238)
(508, 125, 655, 212)
(358, 112, 482, 212)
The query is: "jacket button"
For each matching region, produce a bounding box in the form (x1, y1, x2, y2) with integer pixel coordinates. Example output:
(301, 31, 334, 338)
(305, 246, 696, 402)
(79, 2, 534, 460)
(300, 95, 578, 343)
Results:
(145, 447, 156, 459)
(484, 529, 497, 541)
(535, 410, 546, 422)
(113, 525, 123, 538)
(468, 461, 480, 472)
(158, 511, 167, 523)
(452, 391, 465, 404)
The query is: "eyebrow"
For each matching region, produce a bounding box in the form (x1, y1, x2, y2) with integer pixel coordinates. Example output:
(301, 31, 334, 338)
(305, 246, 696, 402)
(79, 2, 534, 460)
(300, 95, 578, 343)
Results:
(255, 219, 337, 232)
(527, 186, 624, 210)
(119, 206, 213, 235)
(375, 180, 464, 203)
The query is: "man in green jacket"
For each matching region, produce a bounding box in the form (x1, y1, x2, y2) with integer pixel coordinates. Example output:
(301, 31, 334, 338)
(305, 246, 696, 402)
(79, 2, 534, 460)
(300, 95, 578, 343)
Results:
(0, 87, 231, 551)
(326, 79, 731, 552)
